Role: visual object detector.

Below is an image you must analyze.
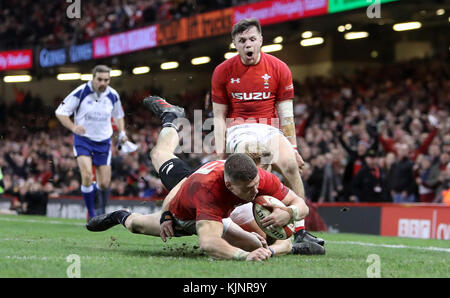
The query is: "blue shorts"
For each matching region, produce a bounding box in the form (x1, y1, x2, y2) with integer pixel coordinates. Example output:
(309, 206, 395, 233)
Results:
(73, 135, 111, 166)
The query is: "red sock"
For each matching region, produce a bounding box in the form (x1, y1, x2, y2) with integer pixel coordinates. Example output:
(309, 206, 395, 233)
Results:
(295, 226, 305, 233)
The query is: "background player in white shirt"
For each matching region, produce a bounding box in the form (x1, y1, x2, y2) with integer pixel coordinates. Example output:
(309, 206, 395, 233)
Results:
(55, 65, 129, 218)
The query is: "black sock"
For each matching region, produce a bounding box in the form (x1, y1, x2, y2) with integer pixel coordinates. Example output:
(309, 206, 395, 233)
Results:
(111, 210, 131, 227)
(294, 229, 305, 238)
(162, 112, 177, 124)
(162, 112, 178, 130)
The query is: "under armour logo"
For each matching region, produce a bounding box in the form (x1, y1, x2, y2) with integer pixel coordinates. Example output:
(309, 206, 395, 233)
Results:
(230, 78, 240, 84)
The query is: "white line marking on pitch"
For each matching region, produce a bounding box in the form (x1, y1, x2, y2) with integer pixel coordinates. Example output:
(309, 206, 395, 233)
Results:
(328, 240, 450, 253)
(0, 216, 84, 226)
(1, 216, 449, 253)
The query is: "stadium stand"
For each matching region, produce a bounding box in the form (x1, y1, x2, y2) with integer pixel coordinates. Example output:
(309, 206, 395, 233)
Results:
(1, 58, 449, 210)
(0, 0, 258, 51)
(0, 0, 449, 216)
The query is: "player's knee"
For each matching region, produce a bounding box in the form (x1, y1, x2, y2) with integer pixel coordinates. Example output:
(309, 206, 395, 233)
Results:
(97, 181, 110, 190)
(81, 172, 94, 185)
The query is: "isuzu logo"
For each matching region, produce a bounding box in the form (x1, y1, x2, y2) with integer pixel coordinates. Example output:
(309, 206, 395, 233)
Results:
(231, 92, 271, 100)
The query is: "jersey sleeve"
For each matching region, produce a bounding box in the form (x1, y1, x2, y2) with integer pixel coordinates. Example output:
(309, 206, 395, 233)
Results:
(211, 64, 229, 105)
(257, 169, 290, 201)
(276, 61, 294, 102)
(55, 86, 82, 116)
(111, 92, 125, 120)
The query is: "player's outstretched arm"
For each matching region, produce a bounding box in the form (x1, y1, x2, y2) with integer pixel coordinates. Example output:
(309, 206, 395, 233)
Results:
(196, 220, 271, 261)
(276, 99, 296, 147)
(159, 178, 187, 242)
(260, 189, 309, 229)
(114, 117, 128, 144)
(212, 102, 228, 159)
(276, 99, 305, 171)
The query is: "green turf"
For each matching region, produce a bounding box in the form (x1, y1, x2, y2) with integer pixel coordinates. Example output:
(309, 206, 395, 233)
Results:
(0, 214, 449, 278)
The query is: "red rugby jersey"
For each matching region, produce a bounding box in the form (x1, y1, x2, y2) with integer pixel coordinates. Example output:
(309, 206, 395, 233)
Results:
(211, 52, 294, 127)
(169, 160, 290, 222)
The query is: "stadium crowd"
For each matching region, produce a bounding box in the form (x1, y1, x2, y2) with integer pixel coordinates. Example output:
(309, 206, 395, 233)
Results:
(0, 0, 261, 51)
(0, 57, 449, 214)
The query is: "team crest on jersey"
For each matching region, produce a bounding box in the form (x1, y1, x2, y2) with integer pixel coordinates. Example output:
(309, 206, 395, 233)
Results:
(230, 78, 240, 84)
(261, 74, 271, 89)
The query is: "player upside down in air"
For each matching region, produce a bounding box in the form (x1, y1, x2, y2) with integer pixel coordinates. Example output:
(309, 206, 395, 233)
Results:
(86, 96, 319, 260)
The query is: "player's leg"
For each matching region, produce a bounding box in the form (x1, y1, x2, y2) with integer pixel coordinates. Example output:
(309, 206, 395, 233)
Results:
(86, 208, 160, 237)
(267, 134, 304, 195)
(92, 140, 112, 215)
(76, 155, 96, 218)
(150, 127, 180, 173)
(267, 134, 325, 249)
(142, 95, 185, 172)
(94, 165, 111, 215)
(124, 211, 162, 236)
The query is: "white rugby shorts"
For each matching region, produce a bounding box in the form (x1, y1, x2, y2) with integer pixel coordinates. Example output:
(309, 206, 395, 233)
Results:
(229, 203, 254, 226)
(225, 123, 282, 154)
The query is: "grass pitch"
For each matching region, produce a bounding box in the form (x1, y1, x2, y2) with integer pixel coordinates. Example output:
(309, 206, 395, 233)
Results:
(0, 214, 449, 278)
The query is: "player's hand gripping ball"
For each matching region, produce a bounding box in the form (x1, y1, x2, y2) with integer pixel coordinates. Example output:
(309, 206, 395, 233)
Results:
(252, 195, 295, 240)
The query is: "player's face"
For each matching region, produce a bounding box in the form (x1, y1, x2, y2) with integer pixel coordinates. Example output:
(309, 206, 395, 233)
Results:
(92, 72, 110, 93)
(228, 175, 260, 202)
(233, 26, 263, 66)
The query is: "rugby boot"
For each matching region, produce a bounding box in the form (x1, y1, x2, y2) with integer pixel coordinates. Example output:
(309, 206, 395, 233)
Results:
(291, 241, 326, 255)
(86, 210, 129, 232)
(293, 229, 325, 246)
(143, 95, 185, 120)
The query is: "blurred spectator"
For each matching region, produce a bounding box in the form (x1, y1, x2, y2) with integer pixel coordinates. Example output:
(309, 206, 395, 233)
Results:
(0, 56, 449, 208)
(415, 155, 437, 203)
(434, 163, 450, 204)
(306, 155, 325, 202)
(0, 164, 4, 197)
(0, 0, 263, 51)
(414, 145, 442, 202)
(338, 122, 379, 201)
(21, 181, 48, 215)
(389, 144, 417, 203)
(378, 115, 440, 162)
(351, 150, 390, 202)
(317, 152, 342, 203)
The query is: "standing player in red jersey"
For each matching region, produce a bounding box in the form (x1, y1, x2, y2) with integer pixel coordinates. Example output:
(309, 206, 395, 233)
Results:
(86, 96, 310, 260)
(211, 18, 324, 254)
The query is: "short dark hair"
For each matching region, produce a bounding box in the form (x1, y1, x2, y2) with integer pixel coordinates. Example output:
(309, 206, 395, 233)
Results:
(92, 65, 111, 77)
(231, 18, 262, 40)
(225, 153, 258, 182)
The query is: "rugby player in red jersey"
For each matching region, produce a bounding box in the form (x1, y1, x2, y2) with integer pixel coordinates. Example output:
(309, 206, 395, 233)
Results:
(211, 18, 324, 253)
(86, 96, 311, 260)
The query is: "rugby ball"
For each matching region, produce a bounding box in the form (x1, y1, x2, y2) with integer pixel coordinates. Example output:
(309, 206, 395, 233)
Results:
(252, 195, 295, 240)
